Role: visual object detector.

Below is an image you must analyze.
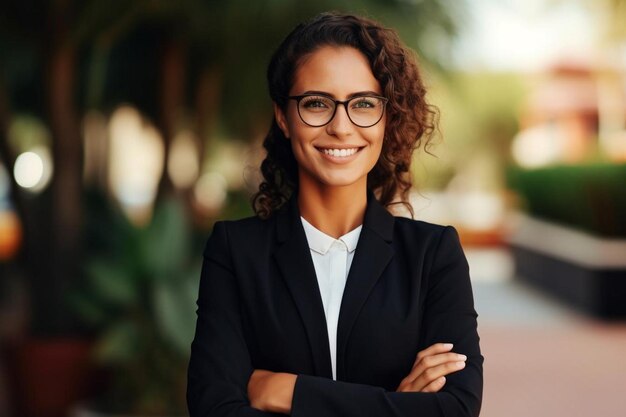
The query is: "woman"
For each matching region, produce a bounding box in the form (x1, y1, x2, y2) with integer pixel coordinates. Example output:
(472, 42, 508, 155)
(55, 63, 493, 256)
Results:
(187, 12, 483, 417)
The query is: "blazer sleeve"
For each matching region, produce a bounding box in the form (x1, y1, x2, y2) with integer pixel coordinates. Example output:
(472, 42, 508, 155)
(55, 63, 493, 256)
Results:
(187, 221, 287, 417)
(290, 226, 483, 417)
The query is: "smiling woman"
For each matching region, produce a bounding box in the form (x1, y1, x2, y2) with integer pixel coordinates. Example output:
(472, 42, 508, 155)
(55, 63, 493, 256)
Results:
(187, 12, 483, 417)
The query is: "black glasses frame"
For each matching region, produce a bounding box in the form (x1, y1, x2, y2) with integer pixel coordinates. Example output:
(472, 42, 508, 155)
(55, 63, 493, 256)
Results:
(287, 94, 388, 128)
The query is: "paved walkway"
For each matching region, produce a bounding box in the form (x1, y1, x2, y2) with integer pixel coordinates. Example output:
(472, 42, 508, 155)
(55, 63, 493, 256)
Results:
(468, 249, 626, 417)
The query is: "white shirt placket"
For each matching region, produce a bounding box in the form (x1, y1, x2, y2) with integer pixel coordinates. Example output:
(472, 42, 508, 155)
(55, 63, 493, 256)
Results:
(326, 241, 348, 380)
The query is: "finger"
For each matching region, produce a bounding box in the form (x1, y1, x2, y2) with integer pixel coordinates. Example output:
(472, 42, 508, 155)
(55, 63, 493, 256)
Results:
(411, 360, 466, 391)
(420, 376, 447, 393)
(405, 352, 466, 383)
(413, 343, 454, 367)
(397, 375, 447, 393)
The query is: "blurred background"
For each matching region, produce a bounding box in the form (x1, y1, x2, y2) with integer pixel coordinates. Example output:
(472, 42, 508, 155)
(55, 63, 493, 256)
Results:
(0, 0, 625, 416)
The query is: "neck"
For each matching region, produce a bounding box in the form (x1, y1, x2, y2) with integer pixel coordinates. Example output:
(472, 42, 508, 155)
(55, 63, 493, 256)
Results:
(297, 176, 367, 239)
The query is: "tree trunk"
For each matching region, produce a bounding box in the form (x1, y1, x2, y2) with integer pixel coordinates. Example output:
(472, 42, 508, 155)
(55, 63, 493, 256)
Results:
(32, 3, 84, 335)
(194, 66, 223, 162)
(48, 44, 82, 334)
(156, 39, 187, 198)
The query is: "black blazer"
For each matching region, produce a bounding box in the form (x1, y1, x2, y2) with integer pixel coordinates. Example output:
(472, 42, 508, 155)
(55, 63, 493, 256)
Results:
(187, 193, 483, 417)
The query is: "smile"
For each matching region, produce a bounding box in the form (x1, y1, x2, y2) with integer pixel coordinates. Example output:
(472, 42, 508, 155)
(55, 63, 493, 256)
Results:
(317, 147, 362, 158)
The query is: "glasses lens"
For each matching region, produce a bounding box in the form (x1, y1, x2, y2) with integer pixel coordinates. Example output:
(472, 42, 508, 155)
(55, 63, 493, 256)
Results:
(297, 95, 335, 126)
(347, 96, 385, 127)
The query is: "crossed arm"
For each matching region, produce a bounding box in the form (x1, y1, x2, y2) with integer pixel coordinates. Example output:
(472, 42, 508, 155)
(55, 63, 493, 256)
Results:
(247, 342, 468, 413)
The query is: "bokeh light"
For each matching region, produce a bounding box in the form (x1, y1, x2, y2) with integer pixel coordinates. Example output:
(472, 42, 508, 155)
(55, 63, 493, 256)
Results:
(13, 146, 53, 192)
(511, 125, 562, 168)
(193, 172, 228, 212)
(108, 106, 164, 222)
(168, 130, 200, 189)
(14, 152, 42, 188)
(0, 210, 22, 261)
(205, 140, 250, 190)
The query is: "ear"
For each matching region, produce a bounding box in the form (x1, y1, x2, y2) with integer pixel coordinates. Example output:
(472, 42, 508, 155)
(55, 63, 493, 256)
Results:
(273, 102, 290, 139)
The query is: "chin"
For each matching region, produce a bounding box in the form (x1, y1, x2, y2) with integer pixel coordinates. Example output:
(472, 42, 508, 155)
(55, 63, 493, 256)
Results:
(320, 175, 364, 188)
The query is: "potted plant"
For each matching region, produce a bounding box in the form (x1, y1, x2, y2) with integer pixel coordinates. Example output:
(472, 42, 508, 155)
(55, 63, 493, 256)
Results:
(69, 194, 203, 416)
(506, 162, 626, 318)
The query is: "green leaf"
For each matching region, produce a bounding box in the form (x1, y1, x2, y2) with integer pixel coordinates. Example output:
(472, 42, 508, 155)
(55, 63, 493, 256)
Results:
(94, 321, 139, 364)
(84, 259, 137, 307)
(139, 198, 190, 277)
(152, 267, 200, 356)
(65, 291, 108, 326)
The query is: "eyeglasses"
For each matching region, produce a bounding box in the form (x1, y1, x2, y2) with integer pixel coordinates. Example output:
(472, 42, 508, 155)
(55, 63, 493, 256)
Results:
(288, 94, 388, 128)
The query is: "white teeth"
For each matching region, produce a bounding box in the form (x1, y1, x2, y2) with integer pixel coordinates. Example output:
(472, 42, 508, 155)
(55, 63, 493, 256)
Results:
(321, 148, 358, 157)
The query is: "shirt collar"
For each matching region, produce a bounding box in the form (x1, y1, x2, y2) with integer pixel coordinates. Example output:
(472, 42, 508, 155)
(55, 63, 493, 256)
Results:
(300, 216, 362, 255)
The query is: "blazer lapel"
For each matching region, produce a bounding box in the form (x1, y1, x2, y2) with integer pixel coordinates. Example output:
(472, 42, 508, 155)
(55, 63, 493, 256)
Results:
(336, 193, 395, 380)
(273, 197, 333, 379)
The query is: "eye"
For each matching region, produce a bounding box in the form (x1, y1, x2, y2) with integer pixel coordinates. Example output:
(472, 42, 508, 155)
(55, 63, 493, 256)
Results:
(300, 96, 333, 110)
(351, 97, 379, 109)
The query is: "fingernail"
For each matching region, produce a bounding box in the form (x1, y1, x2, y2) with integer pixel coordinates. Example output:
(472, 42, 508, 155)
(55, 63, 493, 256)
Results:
(458, 354, 467, 361)
(456, 361, 466, 368)
(443, 343, 453, 349)
(438, 377, 446, 384)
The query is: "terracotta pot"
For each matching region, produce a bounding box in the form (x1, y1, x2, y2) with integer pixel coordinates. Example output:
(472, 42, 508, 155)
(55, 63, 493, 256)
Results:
(4, 338, 96, 417)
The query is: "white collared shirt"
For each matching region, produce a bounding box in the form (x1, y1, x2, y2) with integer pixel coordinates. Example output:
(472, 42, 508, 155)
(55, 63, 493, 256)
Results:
(300, 216, 362, 380)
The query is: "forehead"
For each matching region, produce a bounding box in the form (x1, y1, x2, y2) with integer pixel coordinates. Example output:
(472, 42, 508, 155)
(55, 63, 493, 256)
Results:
(291, 46, 381, 96)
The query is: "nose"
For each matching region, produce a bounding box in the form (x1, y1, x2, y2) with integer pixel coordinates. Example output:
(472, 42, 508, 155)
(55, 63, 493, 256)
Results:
(326, 103, 354, 136)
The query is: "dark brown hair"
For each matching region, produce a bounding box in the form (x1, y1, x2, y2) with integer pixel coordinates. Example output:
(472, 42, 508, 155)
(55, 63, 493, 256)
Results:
(252, 12, 438, 218)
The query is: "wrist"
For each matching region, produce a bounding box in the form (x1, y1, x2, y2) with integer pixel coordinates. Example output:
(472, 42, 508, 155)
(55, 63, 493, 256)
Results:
(267, 373, 297, 414)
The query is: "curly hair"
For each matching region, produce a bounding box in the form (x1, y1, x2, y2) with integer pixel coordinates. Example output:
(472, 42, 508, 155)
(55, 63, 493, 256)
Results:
(252, 12, 438, 219)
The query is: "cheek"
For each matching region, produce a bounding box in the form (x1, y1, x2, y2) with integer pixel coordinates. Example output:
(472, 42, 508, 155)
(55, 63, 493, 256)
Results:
(287, 127, 318, 164)
(370, 127, 385, 156)
(278, 105, 301, 139)
(365, 129, 385, 172)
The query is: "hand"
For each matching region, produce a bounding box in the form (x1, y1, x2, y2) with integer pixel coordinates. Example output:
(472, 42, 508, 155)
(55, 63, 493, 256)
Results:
(396, 343, 467, 393)
(247, 369, 297, 413)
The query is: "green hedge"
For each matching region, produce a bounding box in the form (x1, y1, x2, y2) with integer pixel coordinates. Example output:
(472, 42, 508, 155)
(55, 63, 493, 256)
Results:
(507, 163, 626, 238)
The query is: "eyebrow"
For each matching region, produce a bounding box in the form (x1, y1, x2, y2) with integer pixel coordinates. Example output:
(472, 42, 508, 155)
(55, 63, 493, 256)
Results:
(299, 90, 382, 98)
